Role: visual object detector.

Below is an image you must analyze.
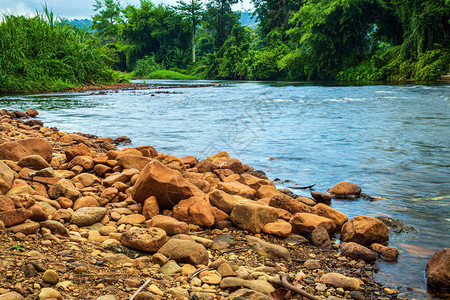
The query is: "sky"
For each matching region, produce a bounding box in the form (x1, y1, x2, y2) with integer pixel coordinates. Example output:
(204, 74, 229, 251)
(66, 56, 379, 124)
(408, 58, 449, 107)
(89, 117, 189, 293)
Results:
(0, 0, 254, 19)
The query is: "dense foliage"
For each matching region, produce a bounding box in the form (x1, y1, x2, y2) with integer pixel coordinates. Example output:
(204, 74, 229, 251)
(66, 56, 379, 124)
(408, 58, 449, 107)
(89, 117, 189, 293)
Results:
(0, 9, 116, 93)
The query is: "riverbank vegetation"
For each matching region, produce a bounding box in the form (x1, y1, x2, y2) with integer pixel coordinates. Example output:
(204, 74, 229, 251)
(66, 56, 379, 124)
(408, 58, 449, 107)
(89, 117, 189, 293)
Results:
(1, 0, 448, 92)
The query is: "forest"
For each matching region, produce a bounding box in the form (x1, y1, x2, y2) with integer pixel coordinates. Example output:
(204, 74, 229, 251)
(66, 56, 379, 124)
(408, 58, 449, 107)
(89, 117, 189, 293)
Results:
(0, 0, 449, 92)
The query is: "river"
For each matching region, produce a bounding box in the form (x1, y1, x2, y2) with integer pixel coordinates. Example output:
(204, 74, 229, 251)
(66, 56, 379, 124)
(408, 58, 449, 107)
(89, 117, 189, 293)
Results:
(1, 80, 449, 298)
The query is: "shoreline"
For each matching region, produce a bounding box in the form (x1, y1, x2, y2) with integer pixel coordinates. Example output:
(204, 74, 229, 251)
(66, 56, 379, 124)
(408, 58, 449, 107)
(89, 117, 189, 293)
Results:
(0, 108, 444, 299)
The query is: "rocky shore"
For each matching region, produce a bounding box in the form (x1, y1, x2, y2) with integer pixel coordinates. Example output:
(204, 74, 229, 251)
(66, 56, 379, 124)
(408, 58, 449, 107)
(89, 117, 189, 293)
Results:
(0, 108, 446, 300)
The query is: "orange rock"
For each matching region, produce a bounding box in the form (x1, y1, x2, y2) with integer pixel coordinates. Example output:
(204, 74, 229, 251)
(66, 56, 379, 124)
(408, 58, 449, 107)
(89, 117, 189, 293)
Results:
(116, 155, 152, 171)
(230, 202, 278, 234)
(0, 208, 32, 227)
(0, 138, 53, 163)
(73, 196, 100, 210)
(328, 182, 361, 198)
(262, 219, 292, 237)
(173, 196, 216, 228)
(238, 174, 275, 190)
(65, 143, 91, 162)
(341, 215, 388, 246)
(313, 203, 348, 229)
(179, 155, 197, 167)
(145, 215, 189, 235)
(0, 195, 14, 212)
(269, 194, 314, 215)
(209, 189, 238, 214)
(142, 196, 159, 219)
(217, 181, 256, 199)
(255, 185, 281, 199)
(67, 156, 94, 171)
(289, 213, 336, 234)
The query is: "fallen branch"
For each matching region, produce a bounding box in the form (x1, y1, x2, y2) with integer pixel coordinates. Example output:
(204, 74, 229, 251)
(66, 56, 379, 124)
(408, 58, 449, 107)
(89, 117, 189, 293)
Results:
(130, 278, 151, 300)
(188, 267, 211, 280)
(279, 274, 321, 300)
(288, 184, 316, 190)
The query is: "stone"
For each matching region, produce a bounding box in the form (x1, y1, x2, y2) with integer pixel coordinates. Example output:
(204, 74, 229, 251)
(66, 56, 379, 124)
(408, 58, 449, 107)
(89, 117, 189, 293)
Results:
(349, 291, 365, 300)
(313, 203, 348, 229)
(0, 292, 24, 300)
(426, 248, 450, 290)
(370, 243, 399, 261)
(42, 270, 59, 285)
(145, 215, 189, 235)
(72, 196, 99, 210)
(65, 143, 91, 161)
(342, 242, 377, 262)
(212, 234, 236, 250)
(0, 161, 16, 194)
(48, 179, 81, 201)
(341, 215, 389, 246)
(289, 213, 336, 234)
(284, 234, 309, 245)
(262, 219, 292, 237)
(160, 261, 182, 275)
(71, 173, 100, 187)
(229, 289, 270, 300)
(321, 273, 360, 291)
(142, 196, 159, 219)
(173, 196, 215, 227)
(104, 254, 134, 266)
(9, 221, 40, 234)
(246, 235, 291, 260)
(0, 195, 15, 212)
(220, 277, 275, 295)
(38, 287, 62, 300)
(116, 155, 152, 171)
(0, 208, 32, 227)
(0, 138, 52, 163)
(255, 185, 281, 199)
(311, 191, 332, 203)
(217, 181, 256, 199)
(40, 220, 68, 235)
(68, 156, 94, 171)
(238, 174, 274, 190)
(211, 157, 244, 174)
(97, 296, 117, 300)
(269, 194, 314, 215)
(70, 207, 107, 227)
(209, 189, 238, 214)
(304, 259, 321, 270)
(328, 182, 361, 198)
(117, 214, 146, 225)
(120, 227, 166, 252)
(132, 160, 195, 209)
(230, 202, 278, 233)
(311, 226, 332, 250)
(157, 237, 209, 266)
(18, 155, 50, 170)
(217, 262, 237, 277)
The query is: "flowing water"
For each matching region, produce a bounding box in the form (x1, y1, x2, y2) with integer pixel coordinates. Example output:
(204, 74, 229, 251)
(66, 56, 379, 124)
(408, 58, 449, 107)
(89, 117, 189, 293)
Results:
(1, 80, 449, 298)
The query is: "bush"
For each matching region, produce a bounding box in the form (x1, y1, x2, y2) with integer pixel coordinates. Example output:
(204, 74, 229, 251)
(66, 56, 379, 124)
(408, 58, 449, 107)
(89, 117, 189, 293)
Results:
(133, 56, 162, 77)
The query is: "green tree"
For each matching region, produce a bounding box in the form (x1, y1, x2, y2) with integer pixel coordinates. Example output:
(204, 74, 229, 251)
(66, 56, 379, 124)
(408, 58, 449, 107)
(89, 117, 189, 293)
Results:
(205, 0, 241, 49)
(174, 0, 204, 62)
(91, 0, 124, 43)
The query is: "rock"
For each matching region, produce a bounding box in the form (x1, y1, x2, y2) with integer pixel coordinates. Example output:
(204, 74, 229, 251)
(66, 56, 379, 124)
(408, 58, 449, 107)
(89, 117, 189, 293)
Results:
(289, 213, 336, 234)
(0, 138, 52, 163)
(9, 221, 40, 234)
(284, 234, 309, 245)
(262, 219, 292, 237)
(40, 220, 68, 235)
(68, 156, 94, 171)
(173, 196, 215, 227)
(131, 160, 195, 209)
(229, 289, 270, 300)
(311, 226, 332, 250)
(304, 259, 321, 270)
(255, 185, 281, 199)
(145, 215, 189, 235)
(0, 292, 24, 300)
(230, 202, 278, 233)
(160, 261, 182, 275)
(238, 174, 274, 190)
(71, 173, 100, 187)
(97, 296, 117, 300)
(0, 195, 15, 212)
(269, 194, 313, 215)
(217, 181, 256, 199)
(117, 214, 146, 225)
(48, 179, 81, 201)
(17, 155, 50, 170)
(200, 270, 222, 285)
(341, 215, 389, 246)
(328, 182, 361, 198)
(212, 157, 244, 174)
(38, 287, 63, 300)
(158, 237, 209, 266)
(246, 235, 291, 261)
(72, 196, 99, 210)
(217, 262, 237, 277)
(370, 243, 399, 261)
(321, 273, 360, 291)
(375, 216, 416, 234)
(116, 155, 152, 171)
(426, 248, 450, 290)
(65, 144, 91, 161)
(0, 208, 32, 227)
(0, 161, 16, 194)
(311, 191, 332, 203)
(349, 291, 365, 300)
(209, 189, 238, 214)
(70, 207, 107, 227)
(121, 227, 166, 253)
(104, 254, 134, 266)
(142, 196, 159, 219)
(220, 277, 275, 295)
(212, 234, 236, 250)
(179, 155, 197, 167)
(341, 242, 377, 262)
(26, 108, 39, 117)
(42, 270, 59, 285)
(313, 203, 348, 229)
(134, 292, 157, 300)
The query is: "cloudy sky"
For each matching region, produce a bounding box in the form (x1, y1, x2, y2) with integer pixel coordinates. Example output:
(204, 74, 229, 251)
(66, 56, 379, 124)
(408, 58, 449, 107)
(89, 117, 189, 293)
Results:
(0, 0, 254, 20)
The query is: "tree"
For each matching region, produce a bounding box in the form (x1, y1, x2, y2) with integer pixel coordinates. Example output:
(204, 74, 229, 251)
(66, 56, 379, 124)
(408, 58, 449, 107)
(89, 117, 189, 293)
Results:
(174, 0, 203, 62)
(205, 0, 240, 49)
(91, 0, 123, 43)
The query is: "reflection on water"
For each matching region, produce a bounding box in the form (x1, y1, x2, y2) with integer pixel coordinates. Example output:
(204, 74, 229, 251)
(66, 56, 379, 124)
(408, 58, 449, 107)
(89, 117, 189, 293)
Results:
(1, 81, 449, 298)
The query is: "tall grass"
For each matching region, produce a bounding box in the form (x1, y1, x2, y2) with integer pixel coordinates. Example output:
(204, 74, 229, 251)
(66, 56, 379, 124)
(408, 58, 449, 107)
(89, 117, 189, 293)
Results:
(0, 8, 117, 93)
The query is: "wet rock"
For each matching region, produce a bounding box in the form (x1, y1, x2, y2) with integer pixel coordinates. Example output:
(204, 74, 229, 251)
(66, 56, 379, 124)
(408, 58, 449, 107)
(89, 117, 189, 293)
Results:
(328, 182, 361, 198)
(220, 277, 275, 295)
(349, 291, 365, 300)
(146, 215, 189, 235)
(121, 227, 166, 253)
(371, 243, 399, 261)
(262, 219, 292, 237)
(426, 248, 450, 290)
(289, 213, 336, 234)
(0, 138, 53, 163)
(173, 196, 216, 227)
(376, 216, 416, 234)
(158, 237, 209, 266)
(341, 242, 377, 262)
(26, 108, 39, 117)
(38, 287, 62, 300)
(321, 273, 360, 291)
(70, 207, 107, 227)
(18, 155, 50, 170)
(0, 208, 32, 227)
(341, 215, 389, 246)
(209, 189, 238, 214)
(246, 235, 291, 261)
(48, 179, 81, 201)
(311, 191, 332, 203)
(132, 160, 195, 209)
(230, 202, 278, 233)
(42, 270, 59, 285)
(311, 226, 332, 250)
(313, 203, 348, 229)
(269, 194, 314, 215)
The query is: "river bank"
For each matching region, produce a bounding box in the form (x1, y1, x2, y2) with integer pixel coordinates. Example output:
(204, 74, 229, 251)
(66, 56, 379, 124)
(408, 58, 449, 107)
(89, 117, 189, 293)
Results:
(0, 108, 420, 300)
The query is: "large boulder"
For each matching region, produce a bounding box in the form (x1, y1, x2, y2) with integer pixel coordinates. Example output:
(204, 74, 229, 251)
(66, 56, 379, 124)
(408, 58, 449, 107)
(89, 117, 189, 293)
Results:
(0, 138, 52, 163)
(121, 227, 167, 253)
(157, 237, 209, 266)
(0, 208, 32, 227)
(0, 161, 16, 194)
(426, 248, 450, 290)
(131, 160, 195, 209)
(230, 203, 278, 234)
(116, 155, 153, 171)
(328, 182, 361, 198)
(269, 194, 314, 215)
(17, 155, 51, 170)
(341, 215, 389, 246)
(209, 189, 238, 214)
(173, 196, 216, 228)
(289, 213, 336, 234)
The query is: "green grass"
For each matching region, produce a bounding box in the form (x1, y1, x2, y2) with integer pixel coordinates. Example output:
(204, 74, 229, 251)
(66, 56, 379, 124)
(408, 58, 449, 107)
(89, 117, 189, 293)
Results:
(143, 70, 199, 80)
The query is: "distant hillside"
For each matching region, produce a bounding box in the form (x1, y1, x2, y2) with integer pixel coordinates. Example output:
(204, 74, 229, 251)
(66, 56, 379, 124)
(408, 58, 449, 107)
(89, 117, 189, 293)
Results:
(69, 19, 93, 31)
(238, 11, 258, 29)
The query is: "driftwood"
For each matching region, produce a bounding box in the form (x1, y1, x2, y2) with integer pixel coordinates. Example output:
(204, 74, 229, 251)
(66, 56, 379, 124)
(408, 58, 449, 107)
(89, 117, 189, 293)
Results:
(279, 274, 321, 300)
(288, 184, 316, 190)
